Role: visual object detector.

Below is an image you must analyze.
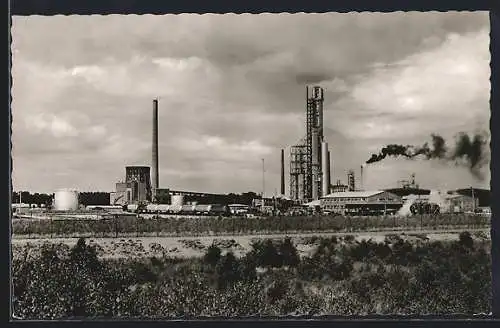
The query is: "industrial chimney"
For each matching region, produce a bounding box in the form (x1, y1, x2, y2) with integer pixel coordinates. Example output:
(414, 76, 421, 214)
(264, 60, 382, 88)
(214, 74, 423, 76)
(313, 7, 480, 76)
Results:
(328, 150, 332, 191)
(312, 129, 320, 200)
(360, 164, 364, 191)
(321, 142, 329, 196)
(280, 149, 285, 196)
(152, 98, 159, 201)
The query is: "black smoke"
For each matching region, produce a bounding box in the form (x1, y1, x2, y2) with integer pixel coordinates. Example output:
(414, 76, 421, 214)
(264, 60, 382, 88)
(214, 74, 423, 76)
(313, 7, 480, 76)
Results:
(366, 132, 489, 179)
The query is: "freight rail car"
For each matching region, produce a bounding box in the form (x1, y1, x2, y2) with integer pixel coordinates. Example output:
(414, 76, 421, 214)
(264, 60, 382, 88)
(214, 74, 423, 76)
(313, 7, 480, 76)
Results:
(125, 203, 229, 216)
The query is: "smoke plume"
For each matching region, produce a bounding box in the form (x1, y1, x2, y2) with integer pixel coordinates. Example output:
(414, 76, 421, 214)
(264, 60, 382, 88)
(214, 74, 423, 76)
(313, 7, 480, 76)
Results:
(366, 132, 489, 179)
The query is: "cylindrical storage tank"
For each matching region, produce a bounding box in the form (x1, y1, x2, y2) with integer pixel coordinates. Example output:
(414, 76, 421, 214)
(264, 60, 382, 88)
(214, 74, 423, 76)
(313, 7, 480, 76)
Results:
(171, 195, 184, 207)
(54, 189, 79, 211)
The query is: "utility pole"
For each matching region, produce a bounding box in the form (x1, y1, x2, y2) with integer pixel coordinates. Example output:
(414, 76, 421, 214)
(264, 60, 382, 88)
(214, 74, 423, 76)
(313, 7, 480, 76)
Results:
(262, 158, 265, 214)
(471, 186, 476, 213)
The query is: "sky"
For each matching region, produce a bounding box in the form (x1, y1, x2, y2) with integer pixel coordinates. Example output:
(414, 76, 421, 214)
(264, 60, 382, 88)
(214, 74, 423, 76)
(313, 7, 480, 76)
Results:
(11, 12, 491, 195)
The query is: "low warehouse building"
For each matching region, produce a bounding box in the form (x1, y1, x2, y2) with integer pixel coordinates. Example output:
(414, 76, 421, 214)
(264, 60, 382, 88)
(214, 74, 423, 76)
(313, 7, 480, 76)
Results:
(321, 191, 403, 216)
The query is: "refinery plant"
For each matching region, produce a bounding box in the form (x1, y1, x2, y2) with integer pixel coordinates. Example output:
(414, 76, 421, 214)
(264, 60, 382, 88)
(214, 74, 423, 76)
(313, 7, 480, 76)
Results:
(289, 86, 332, 202)
(12, 85, 490, 219)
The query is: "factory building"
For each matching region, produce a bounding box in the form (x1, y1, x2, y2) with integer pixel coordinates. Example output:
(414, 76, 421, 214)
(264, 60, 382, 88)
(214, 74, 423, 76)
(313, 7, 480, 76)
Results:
(321, 190, 403, 216)
(331, 180, 349, 193)
(125, 166, 152, 202)
(445, 194, 478, 213)
(289, 86, 332, 203)
(110, 182, 133, 206)
(110, 166, 152, 205)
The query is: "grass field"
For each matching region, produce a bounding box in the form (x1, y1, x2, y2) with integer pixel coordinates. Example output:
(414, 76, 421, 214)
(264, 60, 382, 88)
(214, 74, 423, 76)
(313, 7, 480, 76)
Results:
(12, 228, 490, 260)
(11, 213, 490, 239)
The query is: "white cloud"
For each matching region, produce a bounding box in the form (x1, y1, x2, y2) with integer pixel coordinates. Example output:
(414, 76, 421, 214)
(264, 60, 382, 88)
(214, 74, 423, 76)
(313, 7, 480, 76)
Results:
(339, 29, 489, 141)
(25, 113, 79, 137)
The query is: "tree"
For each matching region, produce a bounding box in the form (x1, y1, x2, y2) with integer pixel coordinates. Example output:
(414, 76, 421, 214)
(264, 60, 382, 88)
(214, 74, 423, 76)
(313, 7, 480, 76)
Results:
(279, 237, 300, 267)
(215, 252, 240, 289)
(459, 231, 474, 249)
(69, 238, 101, 272)
(204, 244, 222, 267)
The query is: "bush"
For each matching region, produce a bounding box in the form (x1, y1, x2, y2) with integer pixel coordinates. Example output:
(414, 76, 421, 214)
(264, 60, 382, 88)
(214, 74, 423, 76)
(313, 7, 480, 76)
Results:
(203, 244, 221, 267)
(278, 237, 300, 267)
(459, 231, 474, 249)
(215, 252, 241, 289)
(12, 234, 491, 318)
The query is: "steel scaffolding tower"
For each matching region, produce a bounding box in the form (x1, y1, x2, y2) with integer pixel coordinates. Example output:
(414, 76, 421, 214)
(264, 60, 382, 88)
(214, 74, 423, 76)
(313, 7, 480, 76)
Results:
(290, 86, 325, 203)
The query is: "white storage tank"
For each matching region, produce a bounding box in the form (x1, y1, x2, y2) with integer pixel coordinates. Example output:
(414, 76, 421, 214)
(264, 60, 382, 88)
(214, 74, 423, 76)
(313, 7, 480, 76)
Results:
(54, 189, 79, 211)
(171, 195, 184, 207)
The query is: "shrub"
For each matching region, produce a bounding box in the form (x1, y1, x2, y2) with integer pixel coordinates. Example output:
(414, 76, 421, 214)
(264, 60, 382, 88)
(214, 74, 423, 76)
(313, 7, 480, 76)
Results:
(203, 244, 222, 267)
(12, 234, 492, 318)
(278, 237, 300, 267)
(215, 252, 241, 289)
(249, 239, 281, 268)
(459, 231, 474, 249)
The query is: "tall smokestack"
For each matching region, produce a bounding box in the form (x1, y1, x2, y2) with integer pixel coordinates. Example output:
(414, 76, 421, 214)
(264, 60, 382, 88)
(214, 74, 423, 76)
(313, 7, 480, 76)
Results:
(321, 142, 329, 196)
(360, 165, 364, 191)
(312, 129, 319, 200)
(327, 150, 332, 192)
(280, 149, 285, 196)
(152, 98, 159, 201)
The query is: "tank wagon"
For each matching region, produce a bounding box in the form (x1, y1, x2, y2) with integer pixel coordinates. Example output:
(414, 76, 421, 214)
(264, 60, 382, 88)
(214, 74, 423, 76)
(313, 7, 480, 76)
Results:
(126, 203, 229, 216)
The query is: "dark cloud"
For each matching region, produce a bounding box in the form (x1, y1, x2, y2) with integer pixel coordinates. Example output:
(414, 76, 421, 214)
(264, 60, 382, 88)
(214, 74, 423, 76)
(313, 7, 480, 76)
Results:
(365, 132, 490, 181)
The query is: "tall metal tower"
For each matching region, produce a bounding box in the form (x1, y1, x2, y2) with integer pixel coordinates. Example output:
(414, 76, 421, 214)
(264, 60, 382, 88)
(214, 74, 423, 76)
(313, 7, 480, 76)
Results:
(152, 98, 159, 202)
(347, 170, 355, 192)
(290, 86, 325, 203)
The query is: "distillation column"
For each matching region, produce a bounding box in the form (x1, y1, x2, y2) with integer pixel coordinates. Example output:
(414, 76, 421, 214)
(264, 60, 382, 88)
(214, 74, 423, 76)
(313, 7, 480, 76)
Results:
(152, 98, 159, 201)
(280, 149, 285, 196)
(312, 129, 320, 200)
(321, 142, 330, 196)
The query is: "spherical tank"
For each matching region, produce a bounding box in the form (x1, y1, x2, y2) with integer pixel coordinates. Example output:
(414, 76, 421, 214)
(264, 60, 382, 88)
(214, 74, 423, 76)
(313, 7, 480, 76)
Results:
(171, 195, 184, 207)
(54, 189, 79, 211)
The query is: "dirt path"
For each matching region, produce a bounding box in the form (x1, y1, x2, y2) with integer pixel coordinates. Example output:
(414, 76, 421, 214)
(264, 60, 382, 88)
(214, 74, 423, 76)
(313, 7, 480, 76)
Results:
(11, 228, 489, 260)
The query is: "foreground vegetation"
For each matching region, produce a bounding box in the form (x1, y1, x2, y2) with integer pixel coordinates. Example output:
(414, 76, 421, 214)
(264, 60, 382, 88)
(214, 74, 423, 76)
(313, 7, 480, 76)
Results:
(12, 213, 490, 238)
(12, 232, 491, 319)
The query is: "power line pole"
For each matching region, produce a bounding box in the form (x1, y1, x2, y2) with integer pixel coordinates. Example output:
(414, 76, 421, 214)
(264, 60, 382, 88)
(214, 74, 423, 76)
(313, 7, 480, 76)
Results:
(261, 158, 265, 213)
(471, 186, 475, 213)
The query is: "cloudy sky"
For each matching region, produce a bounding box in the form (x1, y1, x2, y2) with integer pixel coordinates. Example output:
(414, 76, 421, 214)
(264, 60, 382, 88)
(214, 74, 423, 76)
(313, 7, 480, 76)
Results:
(11, 12, 490, 194)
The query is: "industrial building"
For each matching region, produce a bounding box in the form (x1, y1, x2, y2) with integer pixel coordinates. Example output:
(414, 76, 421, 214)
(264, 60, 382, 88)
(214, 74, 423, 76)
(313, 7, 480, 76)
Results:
(399, 191, 479, 215)
(289, 86, 332, 203)
(320, 190, 403, 216)
(110, 166, 152, 205)
(331, 180, 350, 193)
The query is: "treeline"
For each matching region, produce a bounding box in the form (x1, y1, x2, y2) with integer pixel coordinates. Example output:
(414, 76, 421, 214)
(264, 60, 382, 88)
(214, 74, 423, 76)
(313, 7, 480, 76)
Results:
(180, 192, 261, 206)
(12, 191, 261, 208)
(12, 213, 490, 238)
(11, 192, 110, 207)
(12, 192, 52, 206)
(12, 232, 491, 318)
(78, 192, 110, 206)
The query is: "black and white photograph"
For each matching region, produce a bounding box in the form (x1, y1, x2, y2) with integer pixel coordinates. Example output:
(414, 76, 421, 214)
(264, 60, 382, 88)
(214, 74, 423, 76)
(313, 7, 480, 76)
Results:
(10, 12, 492, 319)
